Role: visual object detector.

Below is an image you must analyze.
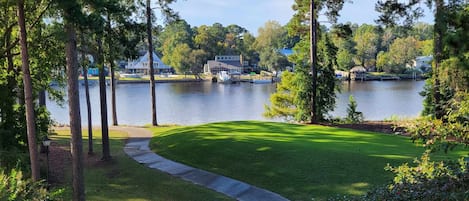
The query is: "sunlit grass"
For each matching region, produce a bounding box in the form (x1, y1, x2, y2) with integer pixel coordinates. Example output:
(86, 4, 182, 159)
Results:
(51, 128, 231, 201)
(148, 121, 467, 200)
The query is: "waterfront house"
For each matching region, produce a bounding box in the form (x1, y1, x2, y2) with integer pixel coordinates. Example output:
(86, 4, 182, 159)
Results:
(413, 56, 433, 73)
(204, 55, 249, 74)
(125, 52, 173, 75)
(350, 66, 367, 81)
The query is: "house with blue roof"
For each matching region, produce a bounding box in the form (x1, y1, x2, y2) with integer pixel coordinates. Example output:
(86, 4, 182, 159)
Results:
(279, 48, 294, 57)
(125, 52, 173, 75)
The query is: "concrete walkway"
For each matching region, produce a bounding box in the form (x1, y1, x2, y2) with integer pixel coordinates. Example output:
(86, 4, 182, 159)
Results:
(116, 126, 289, 201)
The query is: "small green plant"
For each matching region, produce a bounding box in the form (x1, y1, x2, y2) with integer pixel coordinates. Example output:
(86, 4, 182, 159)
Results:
(0, 168, 48, 201)
(362, 153, 469, 201)
(346, 95, 364, 123)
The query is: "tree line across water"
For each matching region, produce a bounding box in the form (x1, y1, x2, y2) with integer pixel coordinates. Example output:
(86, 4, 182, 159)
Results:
(0, 0, 468, 200)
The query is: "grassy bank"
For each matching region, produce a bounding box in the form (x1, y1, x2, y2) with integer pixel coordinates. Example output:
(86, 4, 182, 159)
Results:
(51, 128, 231, 201)
(149, 121, 467, 200)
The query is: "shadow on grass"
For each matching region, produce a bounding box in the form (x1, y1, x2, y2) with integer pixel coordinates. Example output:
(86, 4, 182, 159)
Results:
(50, 129, 232, 201)
(150, 121, 467, 200)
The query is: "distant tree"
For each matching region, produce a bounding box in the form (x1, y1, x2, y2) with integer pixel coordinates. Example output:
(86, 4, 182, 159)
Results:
(376, 51, 393, 73)
(330, 23, 356, 72)
(411, 22, 433, 40)
(194, 24, 224, 59)
(419, 39, 433, 56)
(353, 24, 379, 68)
(238, 32, 258, 65)
(187, 49, 210, 75)
(223, 24, 247, 55)
(255, 20, 287, 50)
(388, 36, 420, 72)
(159, 20, 194, 73)
(255, 21, 290, 71)
(169, 43, 192, 73)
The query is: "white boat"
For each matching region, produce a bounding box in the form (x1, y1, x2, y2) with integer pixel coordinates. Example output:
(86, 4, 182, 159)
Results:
(218, 71, 232, 83)
(120, 73, 141, 78)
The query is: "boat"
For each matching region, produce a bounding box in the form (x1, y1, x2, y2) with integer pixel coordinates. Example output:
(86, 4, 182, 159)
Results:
(120, 73, 142, 78)
(217, 71, 232, 83)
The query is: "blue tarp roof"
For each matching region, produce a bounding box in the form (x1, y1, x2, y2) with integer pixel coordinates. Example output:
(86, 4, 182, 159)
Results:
(279, 48, 294, 56)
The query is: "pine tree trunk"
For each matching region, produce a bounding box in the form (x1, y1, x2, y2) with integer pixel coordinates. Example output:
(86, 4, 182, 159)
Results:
(107, 16, 118, 126)
(79, 31, 93, 155)
(310, 1, 318, 123)
(17, 0, 40, 182)
(147, 0, 158, 126)
(433, 0, 444, 119)
(65, 18, 85, 201)
(97, 37, 111, 161)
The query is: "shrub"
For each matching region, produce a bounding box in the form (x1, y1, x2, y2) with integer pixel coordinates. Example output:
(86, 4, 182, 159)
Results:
(0, 168, 48, 201)
(362, 153, 469, 201)
(346, 95, 364, 123)
(404, 92, 469, 152)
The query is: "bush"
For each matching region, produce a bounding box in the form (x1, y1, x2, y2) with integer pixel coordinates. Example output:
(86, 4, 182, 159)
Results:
(362, 153, 469, 201)
(346, 95, 364, 123)
(0, 168, 48, 201)
(404, 92, 469, 152)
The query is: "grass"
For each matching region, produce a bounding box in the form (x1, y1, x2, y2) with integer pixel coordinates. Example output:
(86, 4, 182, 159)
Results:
(148, 121, 468, 200)
(51, 128, 231, 201)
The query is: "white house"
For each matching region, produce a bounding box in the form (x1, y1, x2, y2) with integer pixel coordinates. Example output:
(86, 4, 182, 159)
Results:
(125, 52, 173, 75)
(414, 56, 433, 73)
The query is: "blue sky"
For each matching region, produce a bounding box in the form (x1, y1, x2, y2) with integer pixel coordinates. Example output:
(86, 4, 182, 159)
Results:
(164, 0, 434, 35)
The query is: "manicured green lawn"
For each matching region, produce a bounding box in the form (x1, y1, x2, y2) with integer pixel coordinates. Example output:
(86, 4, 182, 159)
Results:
(149, 121, 467, 200)
(52, 129, 231, 201)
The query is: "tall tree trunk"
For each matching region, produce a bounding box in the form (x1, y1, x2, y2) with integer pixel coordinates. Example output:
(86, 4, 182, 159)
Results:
(17, 0, 40, 182)
(433, 0, 444, 119)
(97, 37, 111, 161)
(147, 0, 158, 126)
(80, 32, 93, 155)
(310, 1, 318, 123)
(107, 15, 118, 126)
(65, 19, 85, 201)
(5, 29, 17, 128)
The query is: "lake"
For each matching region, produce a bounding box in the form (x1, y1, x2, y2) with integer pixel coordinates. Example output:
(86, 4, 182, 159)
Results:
(46, 80, 425, 126)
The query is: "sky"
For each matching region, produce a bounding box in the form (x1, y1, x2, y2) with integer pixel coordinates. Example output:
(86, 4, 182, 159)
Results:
(163, 0, 434, 35)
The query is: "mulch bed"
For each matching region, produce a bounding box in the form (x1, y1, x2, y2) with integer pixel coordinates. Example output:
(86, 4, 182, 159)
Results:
(327, 121, 408, 136)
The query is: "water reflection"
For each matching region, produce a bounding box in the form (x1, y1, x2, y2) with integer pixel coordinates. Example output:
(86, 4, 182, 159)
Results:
(46, 80, 425, 126)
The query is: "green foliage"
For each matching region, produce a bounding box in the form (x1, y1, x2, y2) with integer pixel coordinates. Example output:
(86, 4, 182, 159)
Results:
(407, 92, 469, 152)
(0, 168, 48, 201)
(388, 36, 420, 71)
(363, 153, 469, 201)
(346, 95, 364, 123)
(264, 71, 297, 121)
(353, 24, 379, 67)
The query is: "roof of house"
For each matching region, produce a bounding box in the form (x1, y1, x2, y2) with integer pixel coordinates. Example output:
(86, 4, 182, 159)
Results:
(350, 66, 367, 73)
(207, 60, 243, 70)
(279, 48, 294, 56)
(127, 52, 172, 69)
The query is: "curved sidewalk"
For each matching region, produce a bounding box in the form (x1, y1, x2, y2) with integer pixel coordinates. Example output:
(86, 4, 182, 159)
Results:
(116, 126, 289, 201)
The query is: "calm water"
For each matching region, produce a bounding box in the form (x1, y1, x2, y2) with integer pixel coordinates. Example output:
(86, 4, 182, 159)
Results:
(46, 80, 425, 126)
